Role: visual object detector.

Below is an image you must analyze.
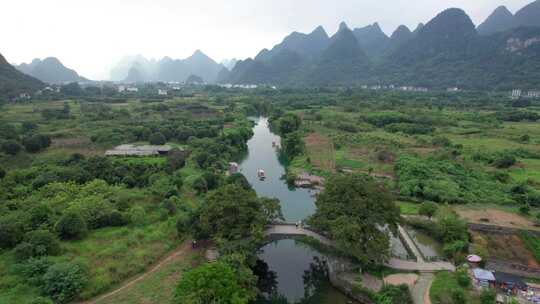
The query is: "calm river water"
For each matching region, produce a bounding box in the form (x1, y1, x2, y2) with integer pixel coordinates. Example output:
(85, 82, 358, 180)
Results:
(239, 117, 354, 304)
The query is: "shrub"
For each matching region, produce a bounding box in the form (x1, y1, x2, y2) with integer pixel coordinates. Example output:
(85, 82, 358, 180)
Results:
(419, 202, 438, 219)
(23, 134, 52, 153)
(14, 230, 61, 261)
(19, 257, 53, 287)
(376, 284, 413, 304)
(480, 289, 496, 304)
(149, 132, 166, 145)
(0, 214, 25, 248)
(432, 136, 452, 147)
(41, 262, 88, 304)
(162, 199, 178, 216)
(128, 206, 147, 226)
(55, 211, 88, 240)
(1, 140, 22, 155)
(493, 155, 517, 169)
(455, 267, 471, 288)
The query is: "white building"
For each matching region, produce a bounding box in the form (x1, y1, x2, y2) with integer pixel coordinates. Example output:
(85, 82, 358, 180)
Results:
(511, 89, 522, 99)
(526, 91, 540, 98)
(158, 89, 168, 96)
(118, 85, 126, 93)
(126, 87, 138, 93)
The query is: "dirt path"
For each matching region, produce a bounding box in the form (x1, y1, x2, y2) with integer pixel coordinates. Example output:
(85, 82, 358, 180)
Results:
(411, 273, 434, 304)
(81, 242, 193, 304)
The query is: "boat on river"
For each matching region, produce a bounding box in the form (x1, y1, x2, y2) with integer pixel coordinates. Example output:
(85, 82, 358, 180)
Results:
(257, 169, 266, 180)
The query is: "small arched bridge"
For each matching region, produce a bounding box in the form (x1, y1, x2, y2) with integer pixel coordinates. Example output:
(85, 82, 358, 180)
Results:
(264, 223, 455, 273)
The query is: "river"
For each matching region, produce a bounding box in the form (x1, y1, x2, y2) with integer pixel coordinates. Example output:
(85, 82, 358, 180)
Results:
(238, 117, 355, 304)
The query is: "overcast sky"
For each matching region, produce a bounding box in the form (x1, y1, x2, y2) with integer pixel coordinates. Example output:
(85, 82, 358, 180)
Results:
(1, 0, 533, 80)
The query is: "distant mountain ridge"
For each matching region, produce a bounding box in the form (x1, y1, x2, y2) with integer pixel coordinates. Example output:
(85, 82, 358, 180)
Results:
(224, 1, 540, 90)
(110, 50, 225, 83)
(16, 57, 87, 83)
(1, 52, 43, 98)
(477, 0, 540, 35)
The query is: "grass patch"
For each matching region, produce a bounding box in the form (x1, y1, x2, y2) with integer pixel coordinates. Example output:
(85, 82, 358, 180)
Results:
(430, 271, 479, 304)
(397, 201, 420, 215)
(520, 231, 540, 263)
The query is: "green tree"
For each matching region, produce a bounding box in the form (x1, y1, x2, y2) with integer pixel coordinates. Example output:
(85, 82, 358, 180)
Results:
(149, 132, 166, 145)
(198, 185, 282, 242)
(55, 211, 88, 240)
(480, 289, 496, 304)
(309, 174, 400, 265)
(435, 209, 468, 243)
(278, 113, 301, 135)
(226, 173, 252, 191)
(282, 132, 304, 158)
(14, 230, 61, 261)
(419, 202, 438, 219)
(1, 140, 22, 155)
(166, 148, 187, 171)
(41, 262, 88, 304)
(174, 261, 256, 304)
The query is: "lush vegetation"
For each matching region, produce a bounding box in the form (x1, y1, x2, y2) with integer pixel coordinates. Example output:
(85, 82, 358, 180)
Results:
(0, 94, 255, 303)
(1, 85, 540, 303)
(309, 174, 400, 265)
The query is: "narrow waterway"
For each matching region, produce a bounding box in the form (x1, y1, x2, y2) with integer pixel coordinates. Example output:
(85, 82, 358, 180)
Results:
(239, 117, 354, 304)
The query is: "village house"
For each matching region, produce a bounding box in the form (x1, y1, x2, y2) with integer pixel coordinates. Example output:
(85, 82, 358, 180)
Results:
(511, 89, 522, 99)
(105, 144, 173, 157)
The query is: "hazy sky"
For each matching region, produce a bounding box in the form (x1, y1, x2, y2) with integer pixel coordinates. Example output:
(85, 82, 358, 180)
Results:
(1, 0, 532, 80)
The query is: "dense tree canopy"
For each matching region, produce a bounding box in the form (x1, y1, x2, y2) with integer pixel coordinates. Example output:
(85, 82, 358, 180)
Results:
(309, 174, 400, 265)
(197, 184, 282, 242)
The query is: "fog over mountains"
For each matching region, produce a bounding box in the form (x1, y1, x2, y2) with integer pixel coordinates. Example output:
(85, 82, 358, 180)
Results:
(109, 50, 226, 84)
(2, 0, 540, 92)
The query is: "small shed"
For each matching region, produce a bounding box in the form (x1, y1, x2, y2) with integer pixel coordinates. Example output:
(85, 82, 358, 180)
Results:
(467, 254, 482, 267)
(472, 268, 495, 288)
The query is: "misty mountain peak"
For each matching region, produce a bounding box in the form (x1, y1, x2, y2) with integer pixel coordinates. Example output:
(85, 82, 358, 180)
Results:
(421, 8, 477, 39)
(513, 0, 540, 28)
(339, 21, 350, 31)
(310, 26, 329, 39)
(477, 5, 514, 35)
(413, 23, 424, 34)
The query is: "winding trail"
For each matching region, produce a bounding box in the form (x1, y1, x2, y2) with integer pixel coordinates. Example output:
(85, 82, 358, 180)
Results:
(80, 242, 193, 304)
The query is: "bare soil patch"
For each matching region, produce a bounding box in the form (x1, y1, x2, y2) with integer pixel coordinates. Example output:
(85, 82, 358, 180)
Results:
(472, 232, 539, 268)
(455, 207, 539, 231)
(384, 273, 419, 287)
(305, 133, 335, 172)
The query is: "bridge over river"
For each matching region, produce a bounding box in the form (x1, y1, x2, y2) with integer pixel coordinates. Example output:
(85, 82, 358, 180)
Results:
(265, 223, 455, 273)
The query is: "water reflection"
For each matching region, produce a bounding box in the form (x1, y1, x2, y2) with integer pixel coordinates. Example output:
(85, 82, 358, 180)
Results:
(254, 240, 350, 304)
(241, 118, 354, 304)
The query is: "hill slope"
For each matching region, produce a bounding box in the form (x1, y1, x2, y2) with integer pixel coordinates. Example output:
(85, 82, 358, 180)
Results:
(0, 52, 43, 98)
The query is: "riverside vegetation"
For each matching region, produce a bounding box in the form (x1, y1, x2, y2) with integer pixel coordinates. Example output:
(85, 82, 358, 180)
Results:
(0, 85, 539, 304)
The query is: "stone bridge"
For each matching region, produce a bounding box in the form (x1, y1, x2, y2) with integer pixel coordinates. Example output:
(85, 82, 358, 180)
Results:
(264, 223, 455, 273)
